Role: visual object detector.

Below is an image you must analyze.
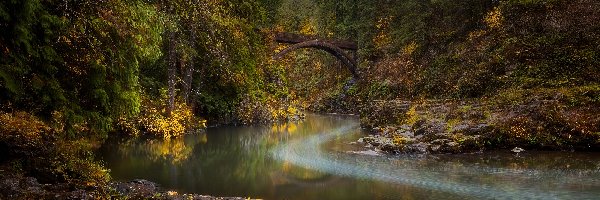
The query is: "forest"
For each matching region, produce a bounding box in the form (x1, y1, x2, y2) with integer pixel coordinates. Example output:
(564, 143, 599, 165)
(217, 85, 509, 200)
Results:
(1, 0, 599, 199)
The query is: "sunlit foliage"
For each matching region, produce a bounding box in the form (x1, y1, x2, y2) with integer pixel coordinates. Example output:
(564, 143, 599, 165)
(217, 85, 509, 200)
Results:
(0, 0, 301, 194)
(0, 111, 109, 186)
(137, 98, 203, 139)
(0, 111, 52, 153)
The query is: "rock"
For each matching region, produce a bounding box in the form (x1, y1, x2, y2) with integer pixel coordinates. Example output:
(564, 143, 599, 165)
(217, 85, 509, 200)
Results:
(511, 147, 525, 153)
(462, 123, 491, 135)
(0, 169, 247, 200)
(347, 150, 380, 156)
(371, 141, 381, 147)
(372, 127, 381, 132)
(399, 131, 414, 138)
(431, 139, 449, 145)
(444, 142, 461, 153)
(363, 136, 375, 143)
(381, 143, 396, 152)
(430, 145, 441, 152)
(412, 119, 426, 131)
(450, 124, 470, 133)
(447, 141, 459, 147)
(382, 128, 391, 135)
(414, 127, 426, 136)
(400, 124, 412, 131)
(132, 179, 157, 186)
(402, 142, 429, 153)
(111, 179, 160, 198)
(411, 143, 429, 154)
(414, 134, 424, 140)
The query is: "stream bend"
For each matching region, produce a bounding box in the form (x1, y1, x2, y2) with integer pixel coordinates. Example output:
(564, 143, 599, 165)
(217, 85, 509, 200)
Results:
(272, 122, 600, 200)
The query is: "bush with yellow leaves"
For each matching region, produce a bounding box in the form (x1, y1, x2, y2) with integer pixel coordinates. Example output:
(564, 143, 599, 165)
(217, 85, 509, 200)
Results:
(0, 111, 110, 186)
(0, 111, 54, 156)
(117, 96, 206, 139)
(236, 96, 303, 124)
(138, 101, 201, 138)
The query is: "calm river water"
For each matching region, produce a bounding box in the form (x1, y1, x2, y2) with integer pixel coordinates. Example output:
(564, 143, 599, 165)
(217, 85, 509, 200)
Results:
(100, 114, 600, 199)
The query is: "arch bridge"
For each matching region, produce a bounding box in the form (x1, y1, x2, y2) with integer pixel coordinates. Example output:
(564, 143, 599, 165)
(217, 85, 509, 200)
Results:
(273, 32, 359, 78)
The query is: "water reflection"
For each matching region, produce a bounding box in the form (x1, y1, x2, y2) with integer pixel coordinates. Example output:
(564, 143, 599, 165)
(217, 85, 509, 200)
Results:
(102, 115, 377, 199)
(114, 136, 201, 165)
(101, 114, 600, 199)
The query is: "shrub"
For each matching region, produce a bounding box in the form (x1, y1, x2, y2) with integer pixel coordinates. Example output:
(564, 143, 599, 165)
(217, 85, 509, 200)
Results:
(116, 95, 206, 139)
(0, 111, 110, 186)
(138, 100, 202, 138)
(0, 111, 55, 158)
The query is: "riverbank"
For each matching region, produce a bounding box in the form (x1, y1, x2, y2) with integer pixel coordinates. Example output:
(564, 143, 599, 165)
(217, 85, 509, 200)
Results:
(356, 88, 600, 154)
(0, 166, 245, 199)
(0, 111, 248, 199)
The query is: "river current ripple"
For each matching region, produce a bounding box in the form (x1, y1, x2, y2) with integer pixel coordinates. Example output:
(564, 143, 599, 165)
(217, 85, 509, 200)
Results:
(272, 121, 600, 199)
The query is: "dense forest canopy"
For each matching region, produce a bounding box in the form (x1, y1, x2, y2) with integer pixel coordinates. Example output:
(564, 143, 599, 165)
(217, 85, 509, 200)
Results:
(1, 0, 598, 136)
(1, 0, 294, 138)
(269, 0, 599, 98)
(1, 0, 599, 198)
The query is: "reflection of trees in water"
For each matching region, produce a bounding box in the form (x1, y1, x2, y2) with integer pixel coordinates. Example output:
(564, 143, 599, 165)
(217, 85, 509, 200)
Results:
(176, 115, 357, 193)
(271, 161, 341, 187)
(117, 133, 207, 165)
(103, 114, 600, 199)
(106, 114, 364, 197)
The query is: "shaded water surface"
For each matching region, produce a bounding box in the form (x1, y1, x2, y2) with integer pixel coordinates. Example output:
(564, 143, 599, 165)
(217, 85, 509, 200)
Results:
(100, 114, 600, 199)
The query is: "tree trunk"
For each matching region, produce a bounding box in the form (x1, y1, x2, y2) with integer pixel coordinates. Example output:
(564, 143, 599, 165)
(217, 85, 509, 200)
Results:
(167, 30, 177, 116)
(183, 31, 195, 104)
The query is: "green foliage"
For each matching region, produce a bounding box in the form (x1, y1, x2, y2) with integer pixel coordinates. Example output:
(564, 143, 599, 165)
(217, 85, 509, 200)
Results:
(1, 0, 596, 159)
(0, 0, 167, 137)
(310, 0, 600, 99)
(367, 82, 391, 99)
(1, 0, 291, 135)
(0, 0, 65, 111)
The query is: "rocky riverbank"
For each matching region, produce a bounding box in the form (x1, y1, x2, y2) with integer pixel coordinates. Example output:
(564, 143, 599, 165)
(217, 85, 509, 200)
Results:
(0, 168, 246, 200)
(110, 179, 246, 200)
(356, 97, 600, 154)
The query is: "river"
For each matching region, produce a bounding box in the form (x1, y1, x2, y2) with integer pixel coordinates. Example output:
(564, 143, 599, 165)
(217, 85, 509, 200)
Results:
(100, 114, 600, 199)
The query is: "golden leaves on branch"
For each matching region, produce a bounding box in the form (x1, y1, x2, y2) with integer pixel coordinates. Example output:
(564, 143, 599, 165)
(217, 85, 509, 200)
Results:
(138, 100, 204, 139)
(484, 7, 503, 29)
(117, 96, 206, 139)
(0, 111, 51, 148)
(373, 16, 394, 52)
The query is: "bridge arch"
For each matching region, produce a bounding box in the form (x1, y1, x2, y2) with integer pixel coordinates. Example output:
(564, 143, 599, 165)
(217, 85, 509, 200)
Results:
(273, 38, 359, 78)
